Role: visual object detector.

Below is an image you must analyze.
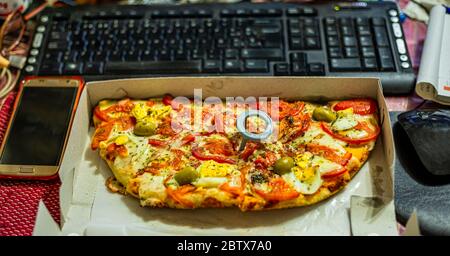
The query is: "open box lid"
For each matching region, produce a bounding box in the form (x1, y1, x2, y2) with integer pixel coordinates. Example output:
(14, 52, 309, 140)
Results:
(34, 77, 397, 236)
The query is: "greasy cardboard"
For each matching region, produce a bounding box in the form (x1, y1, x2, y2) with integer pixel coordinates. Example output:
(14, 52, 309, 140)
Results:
(33, 77, 396, 236)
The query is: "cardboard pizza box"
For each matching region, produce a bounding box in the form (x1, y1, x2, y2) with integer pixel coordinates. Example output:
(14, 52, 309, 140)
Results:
(33, 77, 397, 236)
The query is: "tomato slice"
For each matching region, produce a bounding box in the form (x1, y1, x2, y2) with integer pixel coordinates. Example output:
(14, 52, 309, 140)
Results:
(94, 100, 135, 122)
(105, 143, 127, 161)
(191, 147, 236, 164)
(219, 183, 242, 197)
(91, 122, 114, 150)
(254, 151, 277, 169)
(180, 134, 195, 146)
(162, 94, 173, 106)
(321, 167, 347, 179)
(94, 106, 110, 122)
(321, 122, 380, 144)
(202, 137, 234, 156)
(306, 144, 352, 166)
(240, 142, 259, 161)
(333, 99, 377, 115)
(148, 138, 169, 147)
(254, 178, 299, 202)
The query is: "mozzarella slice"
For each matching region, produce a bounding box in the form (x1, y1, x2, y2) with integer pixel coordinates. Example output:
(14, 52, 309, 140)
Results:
(311, 156, 343, 175)
(332, 115, 358, 131)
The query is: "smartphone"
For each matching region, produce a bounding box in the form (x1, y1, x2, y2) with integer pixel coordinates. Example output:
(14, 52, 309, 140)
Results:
(0, 77, 83, 179)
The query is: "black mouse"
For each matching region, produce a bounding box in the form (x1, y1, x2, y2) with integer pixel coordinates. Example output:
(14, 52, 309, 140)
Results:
(398, 109, 450, 176)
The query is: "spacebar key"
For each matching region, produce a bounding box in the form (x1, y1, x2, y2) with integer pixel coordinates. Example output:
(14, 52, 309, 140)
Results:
(104, 61, 202, 74)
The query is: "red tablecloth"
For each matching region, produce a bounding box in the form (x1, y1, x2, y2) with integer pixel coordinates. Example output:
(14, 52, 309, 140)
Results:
(0, 2, 427, 236)
(0, 92, 61, 236)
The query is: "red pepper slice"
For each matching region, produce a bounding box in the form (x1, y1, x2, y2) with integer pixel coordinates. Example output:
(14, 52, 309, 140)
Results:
(191, 147, 236, 164)
(321, 122, 380, 145)
(148, 139, 169, 147)
(240, 142, 259, 161)
(321, 167, 347, 179)
(180, 134, 195, 146)
(333, 99, 377, 115)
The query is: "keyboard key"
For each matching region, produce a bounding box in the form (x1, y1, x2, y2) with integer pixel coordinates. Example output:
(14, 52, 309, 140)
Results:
(341, 26, 353, 36)
(104, 61, 202, 74)
(241, 49, 283, 60)
(355, 17, 369, 26)
(328, 47, 342, 58)
(44, 51, 62, 62)
(203, 60, 222, 72)
(304, 26, 317, 36)
(378, 47, 392, 60)
(325, 26, 338, 36)
(357, 26, 371, 36)
(290, 52, 307, 64)
(305, 37, 320, 49)
(330, 58, 361, 71)
(359, 36, 373, 47)
(47, 41, 69, 50)
(378, 47, 394, 71)
(224, 60, 242, 72)
(289, 27, 302, 36)
(244, 60, 268, 72)
(39, 63, 62, 75)
(372, 17, 386, 26)
(344, 47, 359, 58)
(84, 62, 104, 75)
(379, 57, 394, 71)
(343, 36, 357, 47)
(374, 27, 389, 47)
(362, 58, 378, 71)
(339, 18, 352, 26)
(63, 62, 83, 75)
(291, 62, 307, 75)
(290, 37, 303, 50)
(274, 63, 289, 75)
(327, 36, 339, 47)
(324, 17, 336, 25)
(308, 63, 325, 76)
(362, 47, 376, 58)
(224, 49, 238, 59)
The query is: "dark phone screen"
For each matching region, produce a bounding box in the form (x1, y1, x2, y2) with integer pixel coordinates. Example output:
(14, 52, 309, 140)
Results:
(0, 86, 77, 166)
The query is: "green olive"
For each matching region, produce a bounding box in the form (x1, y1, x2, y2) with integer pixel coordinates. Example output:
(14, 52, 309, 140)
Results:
(174, 166, 199, 185)
(313, 107, 336, 122)
(273, 157, 295, 175)
(133, 118, 157, 136)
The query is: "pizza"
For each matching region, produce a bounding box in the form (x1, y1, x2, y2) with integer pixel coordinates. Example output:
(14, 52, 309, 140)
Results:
(91, 96, 380, 211)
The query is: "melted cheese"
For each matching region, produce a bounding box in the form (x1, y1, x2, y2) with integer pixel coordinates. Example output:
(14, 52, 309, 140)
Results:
(138, 173, 166, 200)
(345, 146, 366, 161)
(194, 177, 228, 188)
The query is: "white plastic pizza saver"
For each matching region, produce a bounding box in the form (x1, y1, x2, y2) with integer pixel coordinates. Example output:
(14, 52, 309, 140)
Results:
(236, 110, 273, 151)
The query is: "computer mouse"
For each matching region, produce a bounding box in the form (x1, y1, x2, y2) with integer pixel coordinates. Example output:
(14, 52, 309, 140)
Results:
(398, 109, 450, 176)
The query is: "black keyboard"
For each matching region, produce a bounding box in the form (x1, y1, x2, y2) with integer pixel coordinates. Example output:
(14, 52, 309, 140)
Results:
(25, 2, 415, 94)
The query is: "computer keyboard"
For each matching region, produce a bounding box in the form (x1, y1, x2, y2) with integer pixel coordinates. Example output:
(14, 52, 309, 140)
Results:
(26, 1, 415, 94)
